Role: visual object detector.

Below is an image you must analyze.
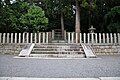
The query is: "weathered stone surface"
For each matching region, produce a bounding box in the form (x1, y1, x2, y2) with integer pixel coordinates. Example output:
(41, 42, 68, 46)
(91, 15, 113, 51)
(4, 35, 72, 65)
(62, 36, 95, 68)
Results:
(91, 44, 120, 55)
(0, 43, 26, 54)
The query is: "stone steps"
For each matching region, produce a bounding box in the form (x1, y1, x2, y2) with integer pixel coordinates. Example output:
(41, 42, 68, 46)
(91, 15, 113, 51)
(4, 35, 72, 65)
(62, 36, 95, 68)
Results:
(30, 43, 85, 58)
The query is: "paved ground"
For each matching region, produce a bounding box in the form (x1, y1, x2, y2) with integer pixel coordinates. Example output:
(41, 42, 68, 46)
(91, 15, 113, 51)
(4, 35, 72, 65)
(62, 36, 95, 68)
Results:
(0, 54, 120, 78)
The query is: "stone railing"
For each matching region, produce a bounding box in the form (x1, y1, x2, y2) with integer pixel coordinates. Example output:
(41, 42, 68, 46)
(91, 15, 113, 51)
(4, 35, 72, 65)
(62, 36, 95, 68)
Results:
(0, 32, 120, 44)
(66, 33, 120, 44)
(0, 32, 51, 43)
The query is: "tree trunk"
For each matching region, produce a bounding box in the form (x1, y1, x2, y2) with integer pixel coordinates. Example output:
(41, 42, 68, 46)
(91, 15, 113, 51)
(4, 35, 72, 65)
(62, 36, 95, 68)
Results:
(61, 12, 64, 40)
(75, 0, 80, 42)
(88, 10, 91, 28)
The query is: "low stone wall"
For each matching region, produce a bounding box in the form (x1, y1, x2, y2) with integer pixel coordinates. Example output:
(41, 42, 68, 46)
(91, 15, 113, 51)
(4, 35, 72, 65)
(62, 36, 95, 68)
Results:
(91, 44, 120, 55)
(0, 43, 27, 54)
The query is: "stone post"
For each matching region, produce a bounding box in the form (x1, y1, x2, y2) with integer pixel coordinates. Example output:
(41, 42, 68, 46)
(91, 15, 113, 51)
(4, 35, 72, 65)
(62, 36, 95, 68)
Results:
(30, 33, 33, 43)
(87, 33, 90, 43)
(114, 33, 117, 43)
(99, 33, 101, 43)
(103, 33, 105, 43)
(76, 33, 78, 43)
(7, 33, 9, 43)
(43, 33, 45, 43)
(52, 30, 54, 40)
(95, 33, 97, 43)
(15, 33, 17, 43)
(11, 33, 13, 43)
(19, 33, 21, 43)
(3, 33, 5, 43)
(83, 33, 86, 43)
(0, 33, 1, 43)
(34, 33, 37, 43)
(64, 30, 66, 40)
(71, 32, 74, 43)
(110, 33, 113, 43)
(118, 33, 120, 44)
(68, 32, 70, 43)
(46, 32, 49, 43)
(106, 33, 109, 43)
(80, 33, 82, 43)
(26, 33, 29, 43)
(39, 33, 41, 43)
(22, 33, 25, 43)
(91, 33, 94, 43)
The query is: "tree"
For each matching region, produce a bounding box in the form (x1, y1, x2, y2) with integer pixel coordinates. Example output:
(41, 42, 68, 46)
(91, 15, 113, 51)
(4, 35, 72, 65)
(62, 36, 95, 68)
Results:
(81, 0, 96, 28)
(0, 0, 18, 32)
(44, 0, 72, 38)
(75, 0, 81, 33)
(104, 6, 120, 32)
(19, 4, 48, 32)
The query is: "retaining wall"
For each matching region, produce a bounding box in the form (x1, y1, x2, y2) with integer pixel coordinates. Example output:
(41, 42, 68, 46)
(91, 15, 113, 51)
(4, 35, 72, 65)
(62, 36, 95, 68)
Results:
(0, 43, 27, 54)
(91, 44, 120, 55)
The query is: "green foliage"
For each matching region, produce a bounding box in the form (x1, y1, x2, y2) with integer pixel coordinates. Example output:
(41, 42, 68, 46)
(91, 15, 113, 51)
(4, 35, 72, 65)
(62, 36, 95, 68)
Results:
(19, 4, 48, 32)
(104, 6, 120, 32)
(0, 0, 120, 33)
(43, 0, 72, 30)
(0, 6, 17, 32)
(81, 0, 96, 9)
(0, 1, 48, 32)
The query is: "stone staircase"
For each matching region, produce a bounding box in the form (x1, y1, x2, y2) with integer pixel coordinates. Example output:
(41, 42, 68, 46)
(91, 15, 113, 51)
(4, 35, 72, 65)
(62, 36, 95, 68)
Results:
(30, 43, 85, 58)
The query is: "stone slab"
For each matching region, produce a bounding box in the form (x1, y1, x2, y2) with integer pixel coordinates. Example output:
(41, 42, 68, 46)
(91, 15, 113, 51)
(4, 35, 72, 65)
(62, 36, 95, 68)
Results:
(99, 77, 120, 80)
(1, 77, 120, 80)
(0, 77, 99, 80)
(18, 44, 35, 57)
(81, 44, 96, 58)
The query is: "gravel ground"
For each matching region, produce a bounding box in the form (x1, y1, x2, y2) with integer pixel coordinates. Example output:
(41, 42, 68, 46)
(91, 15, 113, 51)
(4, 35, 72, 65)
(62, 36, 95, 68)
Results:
(0, 54, 120, 78)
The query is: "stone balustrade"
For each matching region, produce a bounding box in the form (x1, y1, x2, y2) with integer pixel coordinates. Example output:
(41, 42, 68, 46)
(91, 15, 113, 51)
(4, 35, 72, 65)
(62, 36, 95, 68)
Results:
(0, 32, 120, 44)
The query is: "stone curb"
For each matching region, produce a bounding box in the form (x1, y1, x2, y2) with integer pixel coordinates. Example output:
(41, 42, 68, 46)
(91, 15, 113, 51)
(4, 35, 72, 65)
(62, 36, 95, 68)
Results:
(0, 77, 120, 80)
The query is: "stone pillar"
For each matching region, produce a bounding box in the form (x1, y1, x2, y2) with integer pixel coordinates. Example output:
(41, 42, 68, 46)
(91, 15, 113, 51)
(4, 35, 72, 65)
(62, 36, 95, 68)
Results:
(99, 33, 101, 43)
(3, 33, 5, 43)
(22, 33, 25, 43)
(103, 33, 105, 43)
(95, 33, 97, 43)
(91, 33, 94, 43)
(106, 33, 109, 43)
(52, 30, 54, 40)
(118, 33, 120, 44)
(39, 33, 41, 43)
(46, 32, 49, 43)
(114, 33, 117, 43)
(7, 33, 9, 43)
(43, 33, 45, 43)
(71, 32, 74, 43)
(11, 33, 13, 43)
(110, 33, 113, 43)
(34, 33, 37, 43)
(83, 33, 86, 43)
(19, 33, 21, 43)
(26, 33, 29, 43)
(15, 33, 17, 43)
(76, 33, 78, 43)
(87, 33, 90, 43)
(0, 33, 1, 43)
(31, 33, 33, 43)
(64, 30, 66, 40)
(68, 32, 70, 43)
(80, 33, 82, 43)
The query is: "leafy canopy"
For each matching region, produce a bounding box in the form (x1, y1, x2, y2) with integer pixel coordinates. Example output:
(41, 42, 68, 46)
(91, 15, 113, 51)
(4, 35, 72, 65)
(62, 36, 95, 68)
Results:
(105, 6, 120, 32)
(19, 4, 48, 32)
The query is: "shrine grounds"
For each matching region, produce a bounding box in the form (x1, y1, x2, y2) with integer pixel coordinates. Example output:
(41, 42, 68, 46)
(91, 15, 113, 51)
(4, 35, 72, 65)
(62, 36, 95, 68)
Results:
(0, 54, 120, 78)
